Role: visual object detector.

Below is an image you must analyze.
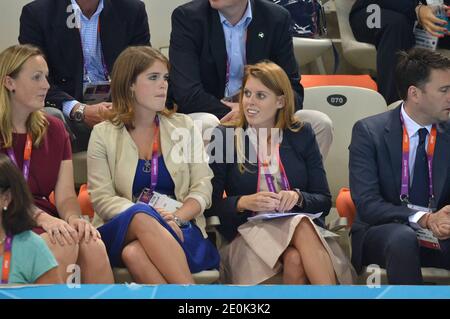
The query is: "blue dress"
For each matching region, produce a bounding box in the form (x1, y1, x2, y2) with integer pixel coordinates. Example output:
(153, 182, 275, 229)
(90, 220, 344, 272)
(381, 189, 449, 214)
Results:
(98, 156, 219, 273)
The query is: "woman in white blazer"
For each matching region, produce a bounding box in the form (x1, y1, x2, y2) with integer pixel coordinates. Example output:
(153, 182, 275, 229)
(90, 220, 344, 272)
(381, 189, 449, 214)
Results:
(87, 46, 219, 284)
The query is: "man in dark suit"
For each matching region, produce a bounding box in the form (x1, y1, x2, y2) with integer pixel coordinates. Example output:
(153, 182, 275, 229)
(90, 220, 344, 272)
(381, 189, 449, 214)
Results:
(350, 0, 450, 105)
(169, 0, 333, 159)
(349, 48, 450, 284)
(19, 0, 150, 151)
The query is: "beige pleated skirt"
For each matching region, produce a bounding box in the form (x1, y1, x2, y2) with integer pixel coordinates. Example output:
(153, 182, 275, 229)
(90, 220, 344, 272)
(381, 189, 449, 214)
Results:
(219, 215, 356, 285)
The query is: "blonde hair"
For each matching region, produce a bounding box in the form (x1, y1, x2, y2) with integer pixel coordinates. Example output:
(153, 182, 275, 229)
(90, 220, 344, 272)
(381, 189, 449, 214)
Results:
(224, 60, 302, 173)
(0, 45, 48, 148)
(108, 46, 174, 128)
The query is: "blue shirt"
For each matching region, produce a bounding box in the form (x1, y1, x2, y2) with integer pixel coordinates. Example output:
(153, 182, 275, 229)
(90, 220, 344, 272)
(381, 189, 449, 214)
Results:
(0, 231, 58, 284)
(63, 0, 107, 117)
(219, 0, 252, 97)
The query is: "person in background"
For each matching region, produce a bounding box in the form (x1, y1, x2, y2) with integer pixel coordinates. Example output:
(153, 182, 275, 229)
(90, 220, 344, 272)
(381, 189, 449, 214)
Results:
(349, 48, 450, 284)
(206, 61, 353, 285)
(19, 0, 151, 151)
(88, 46, 219, 284)
(0, 44, 113, 283)
(350, 0, 450, 104)
(0, 153, 62, 285)
(169, 0, 333, 159)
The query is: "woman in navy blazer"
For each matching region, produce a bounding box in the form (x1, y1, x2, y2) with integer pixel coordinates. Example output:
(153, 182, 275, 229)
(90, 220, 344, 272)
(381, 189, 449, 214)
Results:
(205, 61, 346, 285)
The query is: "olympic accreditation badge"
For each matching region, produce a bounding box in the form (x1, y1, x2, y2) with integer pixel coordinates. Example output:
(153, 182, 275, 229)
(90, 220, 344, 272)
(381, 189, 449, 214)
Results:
(136, 187, 153, 205)
(408, 204, 441, 250)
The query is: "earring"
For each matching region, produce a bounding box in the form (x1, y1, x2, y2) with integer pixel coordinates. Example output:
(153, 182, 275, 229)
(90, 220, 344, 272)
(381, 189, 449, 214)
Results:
(2, 206, 7, 212)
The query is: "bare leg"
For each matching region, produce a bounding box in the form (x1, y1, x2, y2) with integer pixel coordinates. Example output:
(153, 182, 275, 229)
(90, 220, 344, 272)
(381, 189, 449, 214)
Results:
(41, 233, 78, 282)
(125, 213, 194, 284)
(291, 218, 337, 285)
(122, 240, 167, 284)
(77, 239, 114, 283)
(281, 246, 308, 284)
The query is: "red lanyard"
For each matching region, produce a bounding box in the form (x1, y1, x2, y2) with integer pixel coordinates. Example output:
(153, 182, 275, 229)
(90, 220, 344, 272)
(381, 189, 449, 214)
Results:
(399, 113, 437, 207)
(256, 144, 290, 193)
(149, 116, 160, 192)
(1, 235, 13, 284)
(6, 133, 32, 180)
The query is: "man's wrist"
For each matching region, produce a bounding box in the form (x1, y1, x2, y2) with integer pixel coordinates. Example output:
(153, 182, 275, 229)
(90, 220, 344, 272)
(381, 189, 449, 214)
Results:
(418, 212, 431, 229)
(237, 196, 246, 212)
(70, 103, 86, 122)
(293, 188, 304, 209)
(416, 3, 424, 25)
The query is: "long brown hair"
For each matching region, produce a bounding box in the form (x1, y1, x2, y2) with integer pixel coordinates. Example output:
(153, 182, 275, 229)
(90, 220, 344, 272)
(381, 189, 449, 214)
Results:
(0, 45, 48, 148)
(108, 46, 174, 128)
(0, 154, 36, 235)
(225, 61, 302, 173)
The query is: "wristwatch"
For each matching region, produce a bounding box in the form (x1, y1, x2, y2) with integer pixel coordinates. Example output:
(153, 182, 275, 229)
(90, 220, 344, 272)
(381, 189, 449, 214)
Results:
(173, 214, 190, 227)
(72, 104, 86, 122)
(293, 188, 304, 209)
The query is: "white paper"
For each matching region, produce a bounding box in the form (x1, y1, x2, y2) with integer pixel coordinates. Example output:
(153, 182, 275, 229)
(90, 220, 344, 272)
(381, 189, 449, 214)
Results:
(247, 211, 322, 223)
(427, 0, 443, 6)
(148, 191, 182, 213)
(317, 227, 340, 238)
(414, 23, 438, 51)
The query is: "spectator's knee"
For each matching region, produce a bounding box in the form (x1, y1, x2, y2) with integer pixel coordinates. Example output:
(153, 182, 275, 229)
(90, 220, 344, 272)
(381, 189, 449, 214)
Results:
(386, 225, 419, 256)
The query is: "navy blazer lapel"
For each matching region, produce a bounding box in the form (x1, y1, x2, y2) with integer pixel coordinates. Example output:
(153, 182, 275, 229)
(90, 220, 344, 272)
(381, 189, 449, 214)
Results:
(99, 0, 125, 73)
(246, 0, 268, 64)
(52, 0, 83, 73)
(384, 106, 403, 200)
(433, 122, 450, 205)
(209, 8, 227, 94)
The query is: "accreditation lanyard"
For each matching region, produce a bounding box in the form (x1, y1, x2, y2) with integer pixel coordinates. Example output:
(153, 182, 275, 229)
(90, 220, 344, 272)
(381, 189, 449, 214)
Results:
(6, 133, 32, 180)
(1, 235, 13, 284)
(399, 113, 437, 207)
(79, 20, 110, 83)
(149, 116, 160, 192)
(256, 143, 290, 193)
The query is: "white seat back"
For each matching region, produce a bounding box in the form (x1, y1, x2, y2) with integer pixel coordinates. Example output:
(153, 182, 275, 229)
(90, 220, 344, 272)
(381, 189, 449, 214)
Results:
(303, 86, 387, 199)
(335, 0, 377, 71)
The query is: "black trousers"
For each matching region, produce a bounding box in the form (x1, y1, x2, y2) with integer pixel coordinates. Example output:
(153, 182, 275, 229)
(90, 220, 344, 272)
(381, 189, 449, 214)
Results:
(44, 107, 91, 153)
(362, 223, 450, 284)
(350, 8, 415, 105)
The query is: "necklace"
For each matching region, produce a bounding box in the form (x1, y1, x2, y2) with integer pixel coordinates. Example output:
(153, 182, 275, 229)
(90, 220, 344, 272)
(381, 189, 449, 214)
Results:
(143, 159, 151, 173)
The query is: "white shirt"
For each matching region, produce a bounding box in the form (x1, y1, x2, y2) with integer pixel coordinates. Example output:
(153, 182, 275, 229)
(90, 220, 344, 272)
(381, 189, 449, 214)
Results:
(401, 104, 433, 228)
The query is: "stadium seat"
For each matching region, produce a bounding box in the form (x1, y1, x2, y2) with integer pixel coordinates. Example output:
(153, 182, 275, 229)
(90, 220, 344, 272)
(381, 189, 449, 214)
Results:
(301, 74, 377, 91)
(113, 266, 220, 285)
(292, 37, 332, 73)
(303, 86, 387, 200)
(335, 0, 377, 73)
(387, 100, 402, 111)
